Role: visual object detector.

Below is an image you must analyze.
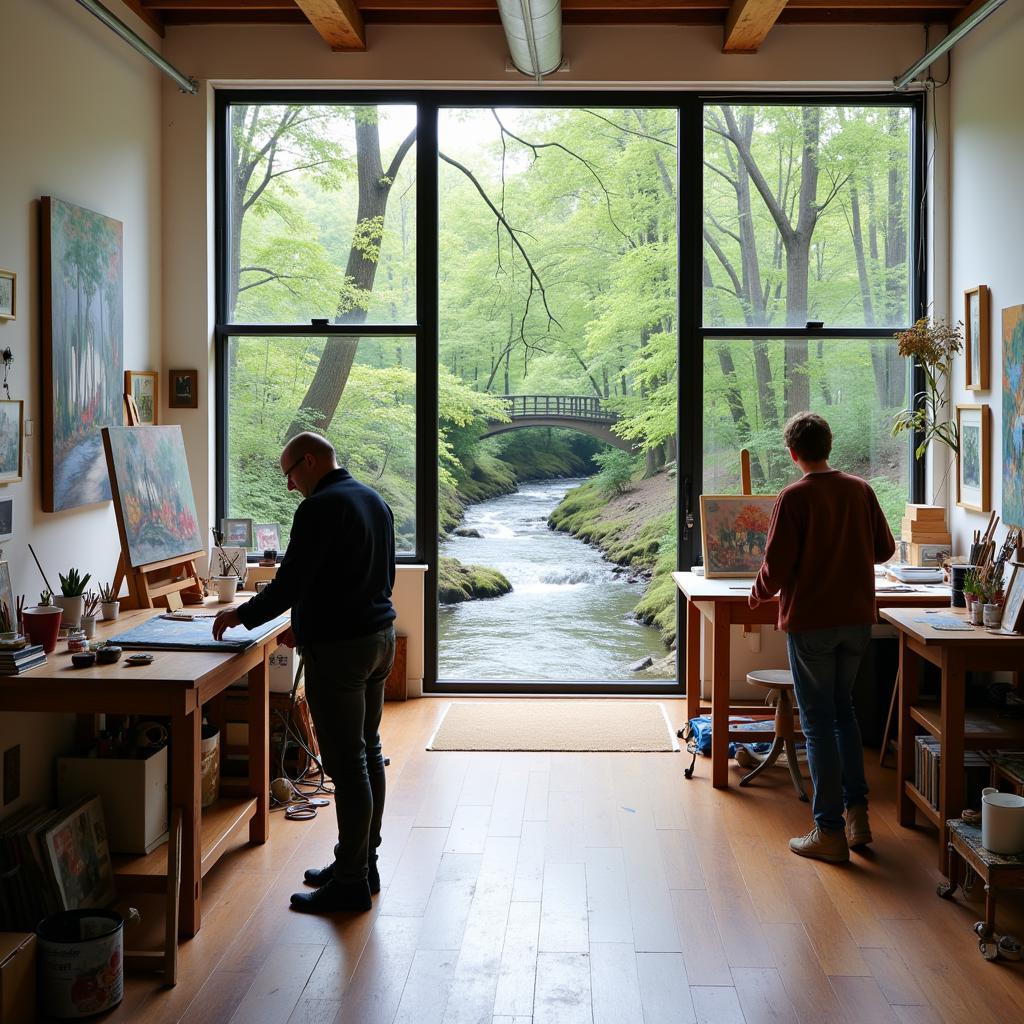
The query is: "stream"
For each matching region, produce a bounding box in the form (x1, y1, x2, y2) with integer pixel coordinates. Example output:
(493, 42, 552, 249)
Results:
(438, 478, 672, 681)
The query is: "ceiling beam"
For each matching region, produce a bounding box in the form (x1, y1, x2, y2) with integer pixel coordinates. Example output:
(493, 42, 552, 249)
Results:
(293, 0, 366, 48)
(723, 0, 788, 51)
(121, 0, 165, 35)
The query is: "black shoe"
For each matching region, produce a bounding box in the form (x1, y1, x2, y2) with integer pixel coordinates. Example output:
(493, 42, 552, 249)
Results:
(290, 878, 372, 914)
(304, 860, 380, 894)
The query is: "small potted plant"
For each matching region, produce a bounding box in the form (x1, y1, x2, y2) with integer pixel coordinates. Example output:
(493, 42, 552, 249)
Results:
(80, 591, 101, 639)
(22, 590, 63, 653)
(98, 581, 120, 622)
(54, 568, 91, 630)
(963, 568, 982, 617)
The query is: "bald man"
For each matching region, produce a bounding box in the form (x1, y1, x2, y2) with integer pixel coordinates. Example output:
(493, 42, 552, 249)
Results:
(214, 432, 396, 913)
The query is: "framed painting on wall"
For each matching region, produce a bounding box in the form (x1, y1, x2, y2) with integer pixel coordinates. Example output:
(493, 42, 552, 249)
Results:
(169, 369, 198, 409)
(0, 498, 12, 542)
(0, 270, 15, 321)
(699, 494, 777, 578)
(41, 197, 123, 512)
(965, 285, 990, 391)
(0, 400, 22, 484)
(1003, 305, 1024, 527)
(101, 425, 205, 569)
(955, 404, 990, 513)
(124, 371, 158, 426)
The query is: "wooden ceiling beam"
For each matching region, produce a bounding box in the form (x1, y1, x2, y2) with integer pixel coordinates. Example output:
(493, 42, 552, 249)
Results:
(293, 0, 366, 48)
(121, 0, 166, 35)
(723, 0, 788, 51)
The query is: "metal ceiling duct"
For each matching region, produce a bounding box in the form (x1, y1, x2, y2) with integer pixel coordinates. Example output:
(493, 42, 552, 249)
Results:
(496, 0, 562, 82)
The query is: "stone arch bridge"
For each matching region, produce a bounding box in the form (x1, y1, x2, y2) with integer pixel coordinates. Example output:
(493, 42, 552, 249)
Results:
(480, 394, 633, 451)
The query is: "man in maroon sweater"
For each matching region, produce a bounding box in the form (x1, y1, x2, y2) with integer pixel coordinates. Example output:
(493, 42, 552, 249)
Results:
(750, 412, 895, 863)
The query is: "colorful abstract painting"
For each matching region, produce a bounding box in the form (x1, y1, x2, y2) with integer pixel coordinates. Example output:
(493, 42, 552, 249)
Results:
(42, 197, 124, 512)
(102, 426, 205, 568)
(1004, 305, 1024, 527)
(700, 494, 778, 578)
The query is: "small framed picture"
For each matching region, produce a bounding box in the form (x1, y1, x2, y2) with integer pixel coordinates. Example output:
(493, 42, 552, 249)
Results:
(209, 545, 247, 581)
(221, 517, 254, 549)
(964, 285, 990, 391)
(169, 369, 198, 409)
(999, 562, 1024, 635)
(0, 497, 12, 542)
(253, 523, 281, 552)
(124, 370, 158, 425)
(955, 403, 990, 513)
(0, 270, 15, 321)
(0, 400, 23, 484)
(700, 494, 778, 578)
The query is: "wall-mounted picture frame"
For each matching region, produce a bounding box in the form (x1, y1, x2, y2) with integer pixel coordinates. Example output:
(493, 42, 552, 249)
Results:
(169, 369, 198, 409)
(0, 270, 15, 321)
(253, 523, 281, 553)
(965, 284, 990, 391)
(124, 371, 158, 426)
(221, 517, 254, 549)
(956, 403, 990, 513)
(1003, 304, 1024, 527)
(999, 562, 1024, 635)
(0, 400, 23, 485)
(0, 498, 12, 543)
(699, 494, 777, 578)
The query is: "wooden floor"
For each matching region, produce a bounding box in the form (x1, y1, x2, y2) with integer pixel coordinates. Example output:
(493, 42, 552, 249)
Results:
(115, 697, 1024, 1024)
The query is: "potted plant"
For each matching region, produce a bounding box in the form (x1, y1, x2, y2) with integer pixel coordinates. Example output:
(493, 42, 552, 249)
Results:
(22, 590, 63, 653)
(98, 581, 120, 622)
(963, 568, 982, 615)
(80, 591, 101, 639)
(891, 316, 963, 503)
(54, 568, 91, 629)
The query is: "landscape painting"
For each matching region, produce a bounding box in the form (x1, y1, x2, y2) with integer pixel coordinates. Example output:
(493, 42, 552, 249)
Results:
(700, 494, 778, 578)
(42, 197, 124, 512)
(1004, 305, 1024, 526)
(102, 426, 205, 568)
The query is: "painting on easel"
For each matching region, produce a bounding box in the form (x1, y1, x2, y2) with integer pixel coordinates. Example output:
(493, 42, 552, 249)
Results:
(700, 494, 777, 578)
(102, 426, 205, 568)
(41, 197, 124, 512)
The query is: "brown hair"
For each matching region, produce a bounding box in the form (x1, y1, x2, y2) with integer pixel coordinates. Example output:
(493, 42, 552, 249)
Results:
(783, 412, 832, 462)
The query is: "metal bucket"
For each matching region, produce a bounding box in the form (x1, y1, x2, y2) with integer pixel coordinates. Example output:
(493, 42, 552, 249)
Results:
(36, 908, 123, 1018)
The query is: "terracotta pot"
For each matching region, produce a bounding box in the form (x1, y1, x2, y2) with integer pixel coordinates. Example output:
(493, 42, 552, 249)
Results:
(22, 606, 64, 653)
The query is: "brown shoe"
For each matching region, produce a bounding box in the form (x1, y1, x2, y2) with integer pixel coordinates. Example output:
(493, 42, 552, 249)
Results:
(845, 804, 872, 848)
(789, 827, 849, 863)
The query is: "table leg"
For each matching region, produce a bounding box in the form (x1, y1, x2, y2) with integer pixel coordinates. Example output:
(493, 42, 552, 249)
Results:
(171, 700, 202, 937)
(685, 598, 701, 725)
(711, 602, 731, 789)
(938, 649, 966, 876)
(897, 633, 919, 828)
(248, 647, 270, 844)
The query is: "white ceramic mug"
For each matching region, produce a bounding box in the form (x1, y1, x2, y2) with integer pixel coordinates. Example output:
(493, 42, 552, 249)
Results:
(981, 786, 1024, 854)
(213, 575, 239, 603)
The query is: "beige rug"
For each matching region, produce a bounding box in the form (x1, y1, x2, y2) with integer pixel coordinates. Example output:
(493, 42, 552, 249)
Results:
(427, 700, 679, 752)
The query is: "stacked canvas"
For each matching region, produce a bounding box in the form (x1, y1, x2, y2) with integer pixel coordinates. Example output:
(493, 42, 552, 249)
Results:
(900, 504, 952, 567)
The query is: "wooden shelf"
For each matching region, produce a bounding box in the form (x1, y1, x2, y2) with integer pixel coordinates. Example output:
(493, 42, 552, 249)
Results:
(903, 781, 941, 826)
(909, 703, 1024, 747)
(113, 797, 256, 888)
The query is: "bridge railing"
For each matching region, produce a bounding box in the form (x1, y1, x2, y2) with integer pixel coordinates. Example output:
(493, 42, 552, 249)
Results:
(501, 394, 617, 422)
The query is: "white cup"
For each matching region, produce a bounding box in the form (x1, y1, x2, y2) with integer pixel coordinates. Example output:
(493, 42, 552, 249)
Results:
(213, 575, 239, 603)
(981, 786, 1024, 854)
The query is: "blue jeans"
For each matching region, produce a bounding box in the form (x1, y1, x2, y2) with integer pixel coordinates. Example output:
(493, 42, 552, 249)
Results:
(302, 626, 395, 885)
(786, 625, 871, 833)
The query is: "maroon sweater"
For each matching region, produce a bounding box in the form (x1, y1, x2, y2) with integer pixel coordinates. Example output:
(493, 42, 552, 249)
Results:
(750, 470, 896, 633)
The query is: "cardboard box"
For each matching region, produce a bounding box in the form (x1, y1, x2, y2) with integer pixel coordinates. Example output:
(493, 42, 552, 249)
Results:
(0, 932, 36, 1024)
(904, 503, 946, 522)
(57, 746, 168, 855)
(900, 518, 951, 544)
(899, 540, 953, 567)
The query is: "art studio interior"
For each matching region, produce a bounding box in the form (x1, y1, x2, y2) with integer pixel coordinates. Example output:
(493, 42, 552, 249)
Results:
(2, 0, 1024, 1020)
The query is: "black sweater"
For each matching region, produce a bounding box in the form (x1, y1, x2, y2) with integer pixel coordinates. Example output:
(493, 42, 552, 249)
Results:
(236, 468, 396, 644)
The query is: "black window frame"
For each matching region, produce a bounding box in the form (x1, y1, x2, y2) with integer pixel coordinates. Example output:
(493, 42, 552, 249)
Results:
(213, 89, 926, 695)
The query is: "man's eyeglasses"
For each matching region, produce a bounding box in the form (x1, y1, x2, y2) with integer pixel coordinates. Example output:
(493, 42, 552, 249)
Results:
(283, 455, 304, 480)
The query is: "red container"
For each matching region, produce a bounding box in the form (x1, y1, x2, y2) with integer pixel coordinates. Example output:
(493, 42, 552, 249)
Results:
(22, 606, 63, 654)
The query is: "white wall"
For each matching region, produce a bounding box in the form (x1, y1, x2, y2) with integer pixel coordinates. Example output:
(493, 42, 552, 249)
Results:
(947, 5, 1024, 555)
(0, 0, 163, 812)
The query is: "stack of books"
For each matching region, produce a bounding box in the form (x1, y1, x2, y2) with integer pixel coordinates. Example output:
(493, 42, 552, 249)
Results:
(900, 504, 952, 567)
(0, 643, 45, 675)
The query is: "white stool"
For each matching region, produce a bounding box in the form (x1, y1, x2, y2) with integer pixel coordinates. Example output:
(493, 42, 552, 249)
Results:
(738, 669, 808, 802)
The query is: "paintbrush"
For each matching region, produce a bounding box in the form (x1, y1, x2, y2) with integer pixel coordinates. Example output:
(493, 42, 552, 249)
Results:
(27, 543, 55, 595)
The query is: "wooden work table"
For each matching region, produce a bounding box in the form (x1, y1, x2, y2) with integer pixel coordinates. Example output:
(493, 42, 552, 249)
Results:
(0, 600, 288, 937)
(673, 571, 951, 788)
(880, 605, 1024, 874)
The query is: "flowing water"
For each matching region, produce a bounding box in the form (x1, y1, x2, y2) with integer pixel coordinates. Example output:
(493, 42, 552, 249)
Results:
(438, 478, 672, 681)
